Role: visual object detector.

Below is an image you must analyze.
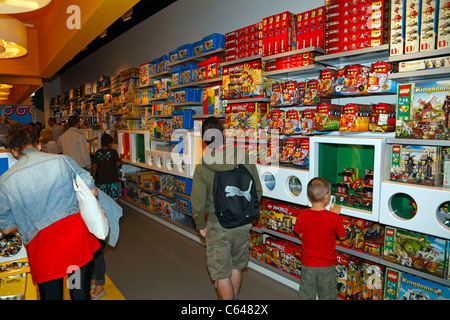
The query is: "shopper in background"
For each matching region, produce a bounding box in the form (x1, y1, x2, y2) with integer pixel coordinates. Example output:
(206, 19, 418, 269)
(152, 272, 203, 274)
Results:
(191, 116, 262, 300)
(89, 133, 122, 300)
(58, 115, 92, 171)
(293, 177, 346, 300)
(0, 124, 100, 300)
(47, 117, 63, 144)
(91, 133, 122, 202)
(39, 128, 59, 154)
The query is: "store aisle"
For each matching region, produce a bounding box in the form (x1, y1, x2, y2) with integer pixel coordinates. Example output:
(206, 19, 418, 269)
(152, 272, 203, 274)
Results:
(103, 203, 298, 300)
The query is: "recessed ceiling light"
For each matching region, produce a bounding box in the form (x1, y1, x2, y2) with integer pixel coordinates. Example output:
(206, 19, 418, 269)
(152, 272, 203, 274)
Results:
(0, 0, 52, 14)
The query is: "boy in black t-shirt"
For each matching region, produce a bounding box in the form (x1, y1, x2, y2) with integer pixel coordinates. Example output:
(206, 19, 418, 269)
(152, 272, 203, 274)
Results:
(92, 134, 122, 201)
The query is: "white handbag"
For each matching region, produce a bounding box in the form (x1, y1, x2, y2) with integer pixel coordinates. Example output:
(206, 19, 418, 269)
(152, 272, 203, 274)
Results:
(64, 158, 110, 240)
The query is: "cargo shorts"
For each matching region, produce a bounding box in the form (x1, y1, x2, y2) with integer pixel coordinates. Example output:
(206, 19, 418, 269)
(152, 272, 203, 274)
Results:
(205, 221, 252, 281)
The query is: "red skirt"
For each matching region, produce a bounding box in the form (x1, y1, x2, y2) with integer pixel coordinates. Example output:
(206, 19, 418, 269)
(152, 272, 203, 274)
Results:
(26, 213, 101, 284)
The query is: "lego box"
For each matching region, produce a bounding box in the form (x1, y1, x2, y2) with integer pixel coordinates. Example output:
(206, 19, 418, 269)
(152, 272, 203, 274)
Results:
(395, 81, 450, 140)
(383, 226, 448, 278)
(390, 144, 443, 186)
(384, 268, 450, 300)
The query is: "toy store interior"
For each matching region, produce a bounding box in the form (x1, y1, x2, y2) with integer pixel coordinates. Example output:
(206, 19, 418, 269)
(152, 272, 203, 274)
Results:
(1, 0, 450, 304)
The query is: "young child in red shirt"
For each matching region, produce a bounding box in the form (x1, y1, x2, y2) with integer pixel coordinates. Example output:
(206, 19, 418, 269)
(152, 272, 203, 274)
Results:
(293, 177, 347, 300)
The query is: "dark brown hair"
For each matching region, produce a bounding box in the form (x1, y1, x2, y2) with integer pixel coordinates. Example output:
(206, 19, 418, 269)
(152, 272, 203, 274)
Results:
(201, 116, 224, 146)
(7, 124, 39, 155)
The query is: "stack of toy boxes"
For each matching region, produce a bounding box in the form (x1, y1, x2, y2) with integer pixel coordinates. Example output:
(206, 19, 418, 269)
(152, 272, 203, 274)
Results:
(395, 80, 450, 140)
(264, 199, 302, 235)
(353, 218, 385, 256)
(202, 84, 223, 115)
(336, 252, 350, 299)
(249, 231, 265, 261)
(261, 11, 297, 57)
(438, 0, 450, 49)
(390, 0, 404, 56)
(391, 0, 449, 55)
(324, 0, 390, 55)
(139, 62, 151, 86)
(123, 180, 139, 204)
(383, 268, 450, 300)
(390, 144, 443, 186)
(224, 102, 269, 139)
(383, 226, 448, 278)
(264, 52, 316, 72)
(225, 22, 262, 62)
(404, 0, 421, 54)
(296, 7, 325, 50)
(265, 237, 302, 279)
(139, 190, 153, 211)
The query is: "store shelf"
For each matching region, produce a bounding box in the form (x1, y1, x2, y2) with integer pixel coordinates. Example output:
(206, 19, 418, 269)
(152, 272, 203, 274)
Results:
(388, 67, 450, 83)
(167, 48, 225, 68)
(261, 47, 325, 62)
(223, 97, 271, 104)
(386, 137, 450, 147)
(388, 48, 450, 63)
(169, 101, 203, 107)
(220, 55, 262, 68)
(316, 44, 390, 66)
(262, 64, 328, 80)
(169, 77, 223, 90)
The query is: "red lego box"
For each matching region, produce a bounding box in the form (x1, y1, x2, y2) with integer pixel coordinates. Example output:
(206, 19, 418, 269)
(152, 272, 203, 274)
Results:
(262, 16, 269, 56)
(280, 11, 296, 53)
(267, 15, 275, 56)
(296, 12, 304, 49)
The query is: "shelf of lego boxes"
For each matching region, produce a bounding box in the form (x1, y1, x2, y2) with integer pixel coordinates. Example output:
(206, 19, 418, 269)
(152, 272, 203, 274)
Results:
(377, 79, 450, 241)
(250, 193, 450, 296)
(387, 0, 450, 83)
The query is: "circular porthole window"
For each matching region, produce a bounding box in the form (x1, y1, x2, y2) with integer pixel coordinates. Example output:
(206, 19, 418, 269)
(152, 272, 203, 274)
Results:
(286, 176, 302, 197)
(262, 173, 276, 192)
(178, 160, 186, 173)
(156, 156, 163, 168)
(437, 201, 450, 230)
(147, 154, 153, 166)
(390, 193, 417, 220)
(166, 157, 174, 170)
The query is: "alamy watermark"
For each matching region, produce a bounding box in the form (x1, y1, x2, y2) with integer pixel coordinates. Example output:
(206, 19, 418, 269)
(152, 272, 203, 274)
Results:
(67, 5, 81, 30)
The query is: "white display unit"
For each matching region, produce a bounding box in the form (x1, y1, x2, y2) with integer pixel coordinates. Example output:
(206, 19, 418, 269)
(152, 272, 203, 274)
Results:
(309, 135, 387, 222)
(380, 139, 450, 239)
(257, 164, 310, 206)
(380, 181, 450, 239)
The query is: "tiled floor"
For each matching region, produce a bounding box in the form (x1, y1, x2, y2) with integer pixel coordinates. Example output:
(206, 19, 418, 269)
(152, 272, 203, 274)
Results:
(103, 203, 298, 300)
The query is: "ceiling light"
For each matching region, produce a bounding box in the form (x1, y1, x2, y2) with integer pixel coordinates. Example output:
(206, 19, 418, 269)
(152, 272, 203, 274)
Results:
(0, 97, 8, 100)
(0, 88, 10, 95)
(0, 84, 13, 89)
(0, 15, 27, 59)
(0, 92, 9, 96)
(0, 0, 52, 14)
(121, 8, 133, 22)
(99, 29, 107, 38)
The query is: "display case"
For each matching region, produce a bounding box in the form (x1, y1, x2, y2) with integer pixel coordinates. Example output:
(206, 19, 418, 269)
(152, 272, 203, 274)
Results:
(380, 139, 450, 239)
(309, 135, 386, 222)
(257, 164, 310, 206)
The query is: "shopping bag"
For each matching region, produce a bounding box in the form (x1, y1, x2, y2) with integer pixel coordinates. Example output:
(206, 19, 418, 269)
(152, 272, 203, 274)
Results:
(64, 157, 110, 239)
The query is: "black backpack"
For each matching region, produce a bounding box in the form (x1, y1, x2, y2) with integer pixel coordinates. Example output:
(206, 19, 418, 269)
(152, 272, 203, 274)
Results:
(213, 164, 260, 229)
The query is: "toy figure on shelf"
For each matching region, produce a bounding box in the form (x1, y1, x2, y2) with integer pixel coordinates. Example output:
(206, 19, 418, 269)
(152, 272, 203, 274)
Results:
(333, 167, 373, 210)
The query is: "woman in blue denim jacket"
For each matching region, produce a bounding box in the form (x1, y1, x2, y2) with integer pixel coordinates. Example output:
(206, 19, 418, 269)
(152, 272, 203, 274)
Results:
(0, 125, 100, 300)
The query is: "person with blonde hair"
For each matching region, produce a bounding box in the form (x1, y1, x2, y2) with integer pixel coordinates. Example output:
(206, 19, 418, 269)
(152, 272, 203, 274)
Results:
(39, 128, 59, 154)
